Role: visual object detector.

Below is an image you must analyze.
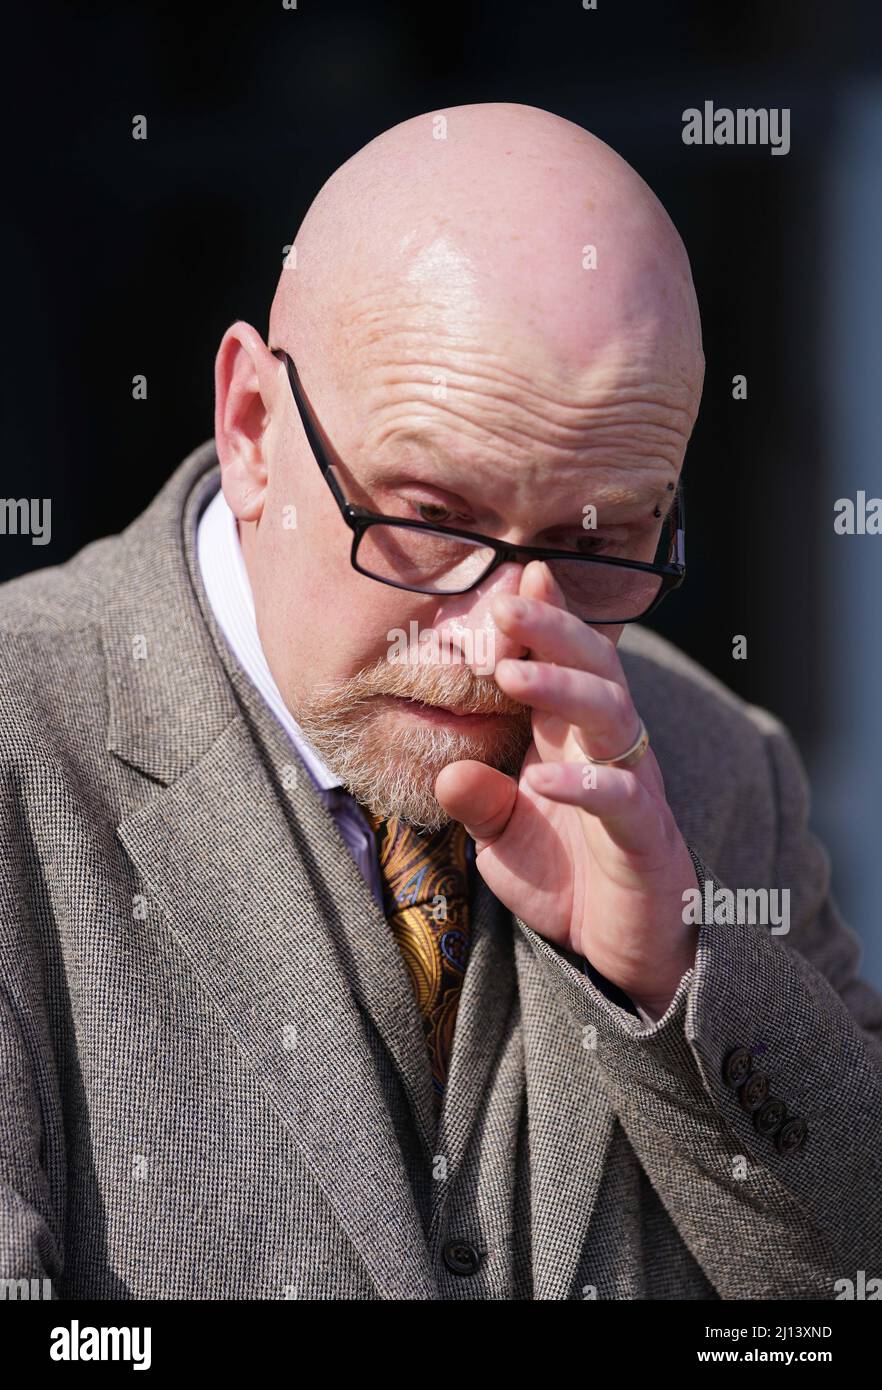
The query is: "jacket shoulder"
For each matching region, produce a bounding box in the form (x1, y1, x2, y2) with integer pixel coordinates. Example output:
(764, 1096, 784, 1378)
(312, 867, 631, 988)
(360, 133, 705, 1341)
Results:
(0, 440, 217, 637)
(0, 530, 130, 782)
(619, 623, 783, 746)
(618, 625, 793, 847)
(0, 533, 121, 635)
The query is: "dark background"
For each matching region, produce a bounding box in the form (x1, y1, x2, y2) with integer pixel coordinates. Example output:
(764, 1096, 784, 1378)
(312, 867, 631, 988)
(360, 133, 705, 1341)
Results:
(5, 0, 882, 979)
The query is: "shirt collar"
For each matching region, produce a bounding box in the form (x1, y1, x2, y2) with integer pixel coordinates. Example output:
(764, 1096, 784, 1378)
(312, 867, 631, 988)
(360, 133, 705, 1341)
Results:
(195, 482, 344, 792)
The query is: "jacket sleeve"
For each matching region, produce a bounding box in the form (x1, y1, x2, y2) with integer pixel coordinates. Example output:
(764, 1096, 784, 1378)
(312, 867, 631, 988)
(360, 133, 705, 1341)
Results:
(0, 993, 63, 1294)
(0, 771, 64, 1298)
(516, 711, 882, 1300)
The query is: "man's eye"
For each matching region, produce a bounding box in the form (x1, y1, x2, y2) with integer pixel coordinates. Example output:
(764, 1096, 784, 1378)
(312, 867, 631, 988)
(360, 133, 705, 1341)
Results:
(415, 501, 456, 524)
(547, 533, 616, 555)
(573, 534, 614, 554)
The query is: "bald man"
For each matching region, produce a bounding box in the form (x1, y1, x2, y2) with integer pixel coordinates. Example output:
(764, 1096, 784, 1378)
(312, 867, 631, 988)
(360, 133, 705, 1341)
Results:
(2, 104, 881, 1303)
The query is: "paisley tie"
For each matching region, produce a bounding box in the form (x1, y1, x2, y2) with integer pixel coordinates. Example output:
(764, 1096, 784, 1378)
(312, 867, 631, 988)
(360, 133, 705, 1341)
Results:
(366, 810, 472, 1109)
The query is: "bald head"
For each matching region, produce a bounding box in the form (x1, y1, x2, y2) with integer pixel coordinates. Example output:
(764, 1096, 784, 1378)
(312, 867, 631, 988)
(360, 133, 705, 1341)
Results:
(270, 102, 703, 431)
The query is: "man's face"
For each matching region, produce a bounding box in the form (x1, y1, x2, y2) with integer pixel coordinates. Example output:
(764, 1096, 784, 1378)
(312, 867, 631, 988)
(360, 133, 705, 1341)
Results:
(231, 242, 691, 829)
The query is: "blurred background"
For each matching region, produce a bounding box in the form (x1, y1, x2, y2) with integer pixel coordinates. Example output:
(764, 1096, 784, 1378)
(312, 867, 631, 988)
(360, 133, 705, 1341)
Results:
(4, 0, 881, 983)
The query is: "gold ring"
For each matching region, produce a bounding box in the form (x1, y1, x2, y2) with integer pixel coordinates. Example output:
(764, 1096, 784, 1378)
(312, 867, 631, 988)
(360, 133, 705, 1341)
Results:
(583, 717, 649, 769)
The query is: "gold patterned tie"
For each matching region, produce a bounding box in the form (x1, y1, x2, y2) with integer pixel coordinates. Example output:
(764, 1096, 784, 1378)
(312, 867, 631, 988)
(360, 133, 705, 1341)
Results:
(366, 810, 472, 1110)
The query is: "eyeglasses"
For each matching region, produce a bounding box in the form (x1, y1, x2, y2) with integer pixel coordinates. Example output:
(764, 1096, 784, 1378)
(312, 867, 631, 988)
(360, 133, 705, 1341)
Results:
(271, 347, 686, 624)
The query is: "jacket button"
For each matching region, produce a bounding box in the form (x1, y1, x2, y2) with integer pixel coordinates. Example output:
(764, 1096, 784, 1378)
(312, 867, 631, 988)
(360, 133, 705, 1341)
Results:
(722, 1046, 753, 1088)
(775, 1115, 808, 1154)
(442, 1239, 481, 1276)
(738, 1069, 769, 1112)
(753, 1097, 787, 1135)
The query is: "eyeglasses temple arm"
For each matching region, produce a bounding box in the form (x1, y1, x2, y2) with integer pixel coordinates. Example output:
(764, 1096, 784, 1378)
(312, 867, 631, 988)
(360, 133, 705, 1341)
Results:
(271, 348, 350, 511)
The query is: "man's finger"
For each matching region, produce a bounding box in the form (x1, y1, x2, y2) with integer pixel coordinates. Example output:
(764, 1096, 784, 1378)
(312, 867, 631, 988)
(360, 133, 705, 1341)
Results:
(494, 659, 639, 763)
(520, 557, 568, 609)
(434, 759, 518, 849)
(523, 759, 661, 856)
(492, 584, 622, 685)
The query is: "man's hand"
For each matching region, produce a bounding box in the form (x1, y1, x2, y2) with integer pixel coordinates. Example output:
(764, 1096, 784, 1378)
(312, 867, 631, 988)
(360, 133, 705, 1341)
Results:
(434, 560, 699, 1022)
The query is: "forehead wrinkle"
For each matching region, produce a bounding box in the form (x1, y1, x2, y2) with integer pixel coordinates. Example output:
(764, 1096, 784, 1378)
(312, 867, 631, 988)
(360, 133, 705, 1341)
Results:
(363, 388, 692, 472)
(351, 346, 696, 442)
(343, 318, 698, 411)
(338, 299, 694, 379)
(379, 350, 695, 413)
(361, 423, 677, 521)
(335, 290, 468, 353)
(334, 272, 699, 400)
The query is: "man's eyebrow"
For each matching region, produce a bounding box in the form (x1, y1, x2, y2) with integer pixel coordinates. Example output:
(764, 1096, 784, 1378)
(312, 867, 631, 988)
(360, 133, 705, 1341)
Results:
(369, 442, 678, 520)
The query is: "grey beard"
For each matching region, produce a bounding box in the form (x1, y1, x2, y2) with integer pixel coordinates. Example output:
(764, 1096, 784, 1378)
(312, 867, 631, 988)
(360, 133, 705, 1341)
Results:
(295, 700, 533, 831)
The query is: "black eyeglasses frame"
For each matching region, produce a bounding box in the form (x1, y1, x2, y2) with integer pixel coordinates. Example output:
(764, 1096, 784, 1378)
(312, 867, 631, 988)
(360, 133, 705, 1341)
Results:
(271, 347, 686, 624)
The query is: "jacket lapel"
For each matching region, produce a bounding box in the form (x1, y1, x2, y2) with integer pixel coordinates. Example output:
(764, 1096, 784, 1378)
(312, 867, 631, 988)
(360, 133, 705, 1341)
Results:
(436, 874, 517, 1180)
(116, 717, 438, 1300)
(105, 443, 437, 1299)
(514, 922, 616, 1300)
(197, 599, 443, 1163)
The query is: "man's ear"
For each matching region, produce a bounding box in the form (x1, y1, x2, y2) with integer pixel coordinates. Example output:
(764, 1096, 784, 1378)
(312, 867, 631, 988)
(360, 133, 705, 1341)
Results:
(214, 320, 279, 522)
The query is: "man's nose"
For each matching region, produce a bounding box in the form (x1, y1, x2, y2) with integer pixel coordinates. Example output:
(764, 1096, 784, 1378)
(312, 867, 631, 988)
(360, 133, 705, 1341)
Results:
(433, 561, 530, 671)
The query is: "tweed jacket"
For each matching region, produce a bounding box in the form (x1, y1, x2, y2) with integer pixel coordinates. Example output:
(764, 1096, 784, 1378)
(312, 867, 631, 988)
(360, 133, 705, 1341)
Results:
(1, 440, 881, 1301)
